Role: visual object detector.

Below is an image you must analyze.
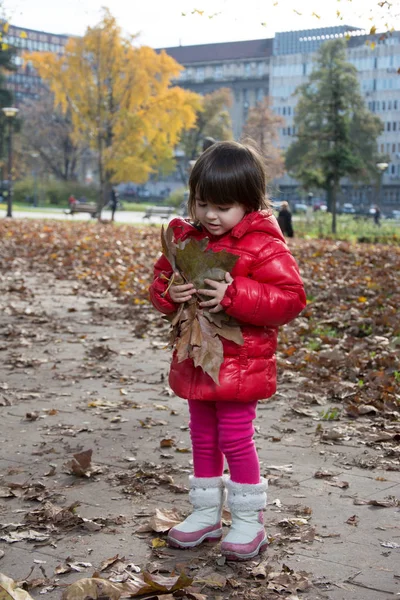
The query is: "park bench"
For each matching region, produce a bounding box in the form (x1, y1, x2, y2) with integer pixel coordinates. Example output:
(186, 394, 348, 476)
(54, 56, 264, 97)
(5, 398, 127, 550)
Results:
(143, 206, 175, 221)
(65, 203, 99, 219)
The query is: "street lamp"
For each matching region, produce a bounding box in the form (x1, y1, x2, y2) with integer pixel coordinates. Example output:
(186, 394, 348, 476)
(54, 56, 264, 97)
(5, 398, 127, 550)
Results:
(30, 152, 39, 207)
(2, 106, 19, 218)
(376, 162, 389, 211)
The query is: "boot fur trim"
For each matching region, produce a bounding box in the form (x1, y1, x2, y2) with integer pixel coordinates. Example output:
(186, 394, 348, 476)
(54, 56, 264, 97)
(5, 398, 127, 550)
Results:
(189, 475, 225, 509)
(225, 477, 268, 512)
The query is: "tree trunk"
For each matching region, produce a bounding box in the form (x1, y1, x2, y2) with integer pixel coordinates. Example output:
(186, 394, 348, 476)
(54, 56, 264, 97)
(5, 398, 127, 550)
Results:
(103, 179, 112, 213)
(177, 161, 188, 187)
(331, 180, 338, 234)
(97, 149, 104, 219)
(326, 186, 333, 213)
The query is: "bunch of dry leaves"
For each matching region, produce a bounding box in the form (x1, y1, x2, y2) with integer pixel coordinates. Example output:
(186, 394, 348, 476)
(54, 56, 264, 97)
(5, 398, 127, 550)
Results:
(160, 226, 244, 383)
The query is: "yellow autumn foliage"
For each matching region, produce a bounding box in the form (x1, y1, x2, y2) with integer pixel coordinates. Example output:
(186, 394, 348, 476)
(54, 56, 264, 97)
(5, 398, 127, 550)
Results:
(27, 9, 201, 185)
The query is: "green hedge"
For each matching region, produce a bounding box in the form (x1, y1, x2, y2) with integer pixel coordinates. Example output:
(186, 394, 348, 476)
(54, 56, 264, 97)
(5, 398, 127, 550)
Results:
(13, 179, 100, 207)
(168, 187, 187, 208)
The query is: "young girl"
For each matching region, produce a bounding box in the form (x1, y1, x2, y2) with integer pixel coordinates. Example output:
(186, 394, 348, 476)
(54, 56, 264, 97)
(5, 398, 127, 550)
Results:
(149, 141, 306, 561)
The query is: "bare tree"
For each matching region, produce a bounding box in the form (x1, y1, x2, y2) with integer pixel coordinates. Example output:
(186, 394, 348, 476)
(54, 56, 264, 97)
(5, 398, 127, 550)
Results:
(21, 93, 87, 181)
(242, 97, 285, 181)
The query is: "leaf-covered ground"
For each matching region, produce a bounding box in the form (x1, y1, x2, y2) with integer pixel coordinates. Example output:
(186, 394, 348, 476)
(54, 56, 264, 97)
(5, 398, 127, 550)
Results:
(1, 219, 399, 421)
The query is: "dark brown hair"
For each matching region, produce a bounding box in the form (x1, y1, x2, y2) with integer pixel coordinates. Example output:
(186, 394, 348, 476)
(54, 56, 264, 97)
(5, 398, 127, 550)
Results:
(188, 141, 270, 219)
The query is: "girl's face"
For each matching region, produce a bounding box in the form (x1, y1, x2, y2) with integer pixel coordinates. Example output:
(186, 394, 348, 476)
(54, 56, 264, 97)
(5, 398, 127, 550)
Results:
(195, 197, 247, 236)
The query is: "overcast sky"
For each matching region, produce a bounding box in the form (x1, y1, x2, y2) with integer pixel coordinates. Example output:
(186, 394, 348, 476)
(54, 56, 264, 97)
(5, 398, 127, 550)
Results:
(4, 0, 397, 48)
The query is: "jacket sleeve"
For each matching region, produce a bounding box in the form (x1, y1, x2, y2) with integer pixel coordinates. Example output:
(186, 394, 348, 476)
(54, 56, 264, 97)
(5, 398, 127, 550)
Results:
(220, 241, 306, 327)
(149, 253, 178, 315)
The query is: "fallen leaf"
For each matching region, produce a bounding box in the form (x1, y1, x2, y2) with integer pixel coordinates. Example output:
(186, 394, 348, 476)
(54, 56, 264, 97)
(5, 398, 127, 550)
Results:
(326, 479, 349, 489)
(63, 449, 101, 478)
(148, 507, 182, 533)
(314, 470, 335, 479)
(152, 537, 167, 548)
(0, 574, 35, 600)
(353, 497, 399, 507)
(345, 515, 359, 526)
(380, 540, 400, 549)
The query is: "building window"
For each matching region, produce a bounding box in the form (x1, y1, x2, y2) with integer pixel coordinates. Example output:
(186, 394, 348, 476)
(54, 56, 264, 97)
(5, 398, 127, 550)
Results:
(256, 88, 263, 102)
(244, 63, 251, 77)
(196, 67, 204, 82)
(214, 65, 223, 79)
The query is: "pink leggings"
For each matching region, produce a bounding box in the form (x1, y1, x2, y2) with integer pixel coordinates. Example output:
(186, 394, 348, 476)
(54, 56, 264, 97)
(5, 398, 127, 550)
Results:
(188, 399, 260, 484)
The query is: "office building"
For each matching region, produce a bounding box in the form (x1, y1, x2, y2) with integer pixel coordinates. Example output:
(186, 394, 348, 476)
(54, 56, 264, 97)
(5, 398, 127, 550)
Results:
(4, 22, 400, 208)
(3, 24, 68, 104)
(161, 25, 400, 209)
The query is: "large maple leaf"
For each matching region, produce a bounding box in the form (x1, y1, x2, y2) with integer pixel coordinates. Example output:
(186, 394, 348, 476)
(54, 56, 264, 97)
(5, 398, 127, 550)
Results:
(161, 226, 244, 384)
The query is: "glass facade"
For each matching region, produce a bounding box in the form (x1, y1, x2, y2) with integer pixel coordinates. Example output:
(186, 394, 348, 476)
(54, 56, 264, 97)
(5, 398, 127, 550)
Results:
(3, 24, 69, 104)
(273, 25, 362, 56)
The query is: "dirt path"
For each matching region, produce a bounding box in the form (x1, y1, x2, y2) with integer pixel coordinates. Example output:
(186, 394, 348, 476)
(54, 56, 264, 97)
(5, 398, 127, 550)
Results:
(0, 265, 399, 599)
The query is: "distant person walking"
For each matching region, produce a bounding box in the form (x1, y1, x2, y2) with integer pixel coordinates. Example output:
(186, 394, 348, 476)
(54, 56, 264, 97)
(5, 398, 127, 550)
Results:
(110, 187, 119, 222)
(278, 201, 294, 238)
(373, 205, 381, 226)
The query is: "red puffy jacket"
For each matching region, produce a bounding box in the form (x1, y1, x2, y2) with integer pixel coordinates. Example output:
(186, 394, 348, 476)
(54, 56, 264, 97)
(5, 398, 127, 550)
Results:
(149, 211, 306, 402)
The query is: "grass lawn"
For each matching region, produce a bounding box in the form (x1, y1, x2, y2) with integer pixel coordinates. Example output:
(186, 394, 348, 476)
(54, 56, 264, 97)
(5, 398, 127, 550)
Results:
(2, 202, 399, 244)
(294, 212, 400, 244)
(0, 202, 163, 213)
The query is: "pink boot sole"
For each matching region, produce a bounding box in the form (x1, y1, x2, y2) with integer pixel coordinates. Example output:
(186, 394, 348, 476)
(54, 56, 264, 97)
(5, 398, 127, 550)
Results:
(167, 523, 223, 549)
(221, 534, 268, 561)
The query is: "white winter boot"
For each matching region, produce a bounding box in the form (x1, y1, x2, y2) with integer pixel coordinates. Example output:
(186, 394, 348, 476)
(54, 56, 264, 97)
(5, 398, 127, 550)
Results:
(221, 477, 268, 560)
(167, 475, 225, 549)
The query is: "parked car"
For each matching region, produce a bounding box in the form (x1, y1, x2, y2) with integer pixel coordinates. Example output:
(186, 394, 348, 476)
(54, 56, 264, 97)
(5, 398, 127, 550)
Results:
(293, 203, 308, 213)
(388, 209, 400, 220)
(313, 203, 327, 212)
(137, 187, 151, 198)
(342, 203, 356, 214)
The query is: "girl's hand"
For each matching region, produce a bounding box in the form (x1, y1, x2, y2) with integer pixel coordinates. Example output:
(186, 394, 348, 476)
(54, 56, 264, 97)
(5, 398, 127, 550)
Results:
(168, 272, 196, 303)
(198, 272, 233, 313)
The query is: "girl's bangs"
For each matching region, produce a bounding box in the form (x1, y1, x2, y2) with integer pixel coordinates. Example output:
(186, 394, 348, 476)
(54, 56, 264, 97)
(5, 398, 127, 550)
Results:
(195, 169, 240, 206)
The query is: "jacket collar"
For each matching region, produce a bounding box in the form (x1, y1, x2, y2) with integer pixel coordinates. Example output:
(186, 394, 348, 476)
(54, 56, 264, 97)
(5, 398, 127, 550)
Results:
(230, 211, 264, 238)
(173, 210, 284, 243)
